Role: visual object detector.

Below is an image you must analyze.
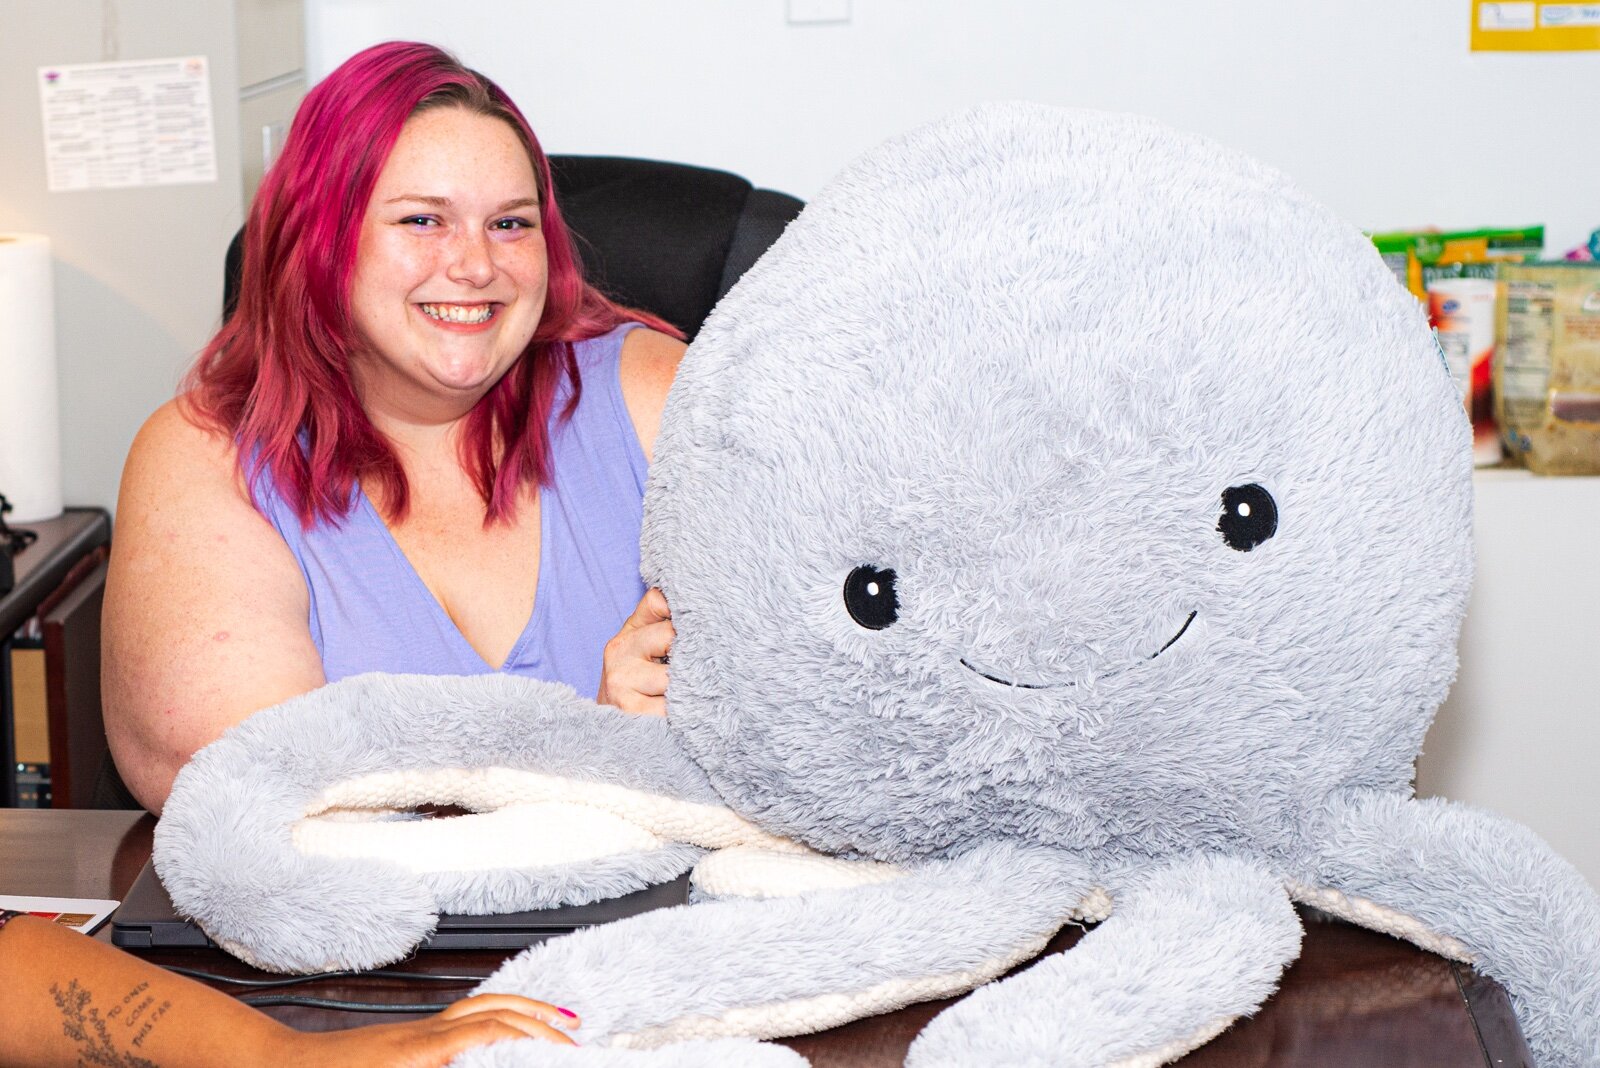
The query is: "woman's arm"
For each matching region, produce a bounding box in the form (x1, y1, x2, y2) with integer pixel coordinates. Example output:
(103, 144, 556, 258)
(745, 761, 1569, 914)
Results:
(0, 913, 576, 1068)
(597, 329, 687, 715)
(102, 400, 327, 814)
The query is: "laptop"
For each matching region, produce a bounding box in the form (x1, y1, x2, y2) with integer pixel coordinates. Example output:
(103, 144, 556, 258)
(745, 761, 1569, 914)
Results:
(111, 860, 689, 951)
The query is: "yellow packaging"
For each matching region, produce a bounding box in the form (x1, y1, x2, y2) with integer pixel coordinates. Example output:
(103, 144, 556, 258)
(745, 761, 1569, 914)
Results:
(1365, 226, 1544, 302)
(1494, 263, 1600, 474)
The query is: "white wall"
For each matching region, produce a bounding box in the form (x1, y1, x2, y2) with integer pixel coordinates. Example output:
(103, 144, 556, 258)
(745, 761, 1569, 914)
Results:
(1418, 472, 1600, 889)
(309, 0, 1600, 252)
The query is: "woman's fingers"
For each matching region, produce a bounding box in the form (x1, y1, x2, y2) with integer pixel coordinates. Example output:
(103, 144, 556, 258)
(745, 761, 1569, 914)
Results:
(419, 998, 582, 1064)
(619, 645, 669, 700)
(438, 1011, 577, 1046)
(296, 998, 580, 1068)
(630, 692, 667, 716)
(598, 589, 675, 715)
(641, 585, 671, 620)
(438, 993, 579, 1029)
(602, 628, 671, 691)
(411, 1017, 575, 1066)
(623, 586, 672, 628)
(636, 618, 675, 664)
(608, 661, 668, 714)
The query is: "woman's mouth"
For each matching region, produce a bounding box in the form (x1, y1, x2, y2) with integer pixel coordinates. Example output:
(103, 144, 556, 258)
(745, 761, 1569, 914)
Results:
(418, 302, 497, 325)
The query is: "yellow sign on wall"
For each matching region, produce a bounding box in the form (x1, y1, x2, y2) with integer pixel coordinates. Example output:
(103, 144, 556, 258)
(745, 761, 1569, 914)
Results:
(1472, 1, 1600, 50)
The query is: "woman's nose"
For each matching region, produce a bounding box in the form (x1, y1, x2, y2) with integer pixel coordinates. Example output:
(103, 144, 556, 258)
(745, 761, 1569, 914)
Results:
(446, 229, 496, 287)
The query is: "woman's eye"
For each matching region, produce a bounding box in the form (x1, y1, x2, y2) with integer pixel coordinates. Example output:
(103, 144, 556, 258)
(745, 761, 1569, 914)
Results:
(398, 215, 439, 228)
(843, 565, 899, 630)
(1217, 483, 1278, 552)
(491, 216, 535, 231)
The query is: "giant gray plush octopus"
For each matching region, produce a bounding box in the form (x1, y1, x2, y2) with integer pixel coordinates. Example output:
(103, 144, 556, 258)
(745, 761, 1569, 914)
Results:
(155, 104, 1600, 1067)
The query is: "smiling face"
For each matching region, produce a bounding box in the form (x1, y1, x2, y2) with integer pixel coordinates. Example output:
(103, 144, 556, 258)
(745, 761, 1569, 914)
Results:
(347, 106, 548, 426)
(645, 106, 1473, 864)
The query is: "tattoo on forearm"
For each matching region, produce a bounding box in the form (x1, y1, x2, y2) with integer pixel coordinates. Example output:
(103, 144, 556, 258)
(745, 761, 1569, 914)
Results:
(50, 979, 171, 1067)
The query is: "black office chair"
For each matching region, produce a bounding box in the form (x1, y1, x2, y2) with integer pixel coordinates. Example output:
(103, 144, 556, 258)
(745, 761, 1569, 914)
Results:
(223, 155, 804, 340)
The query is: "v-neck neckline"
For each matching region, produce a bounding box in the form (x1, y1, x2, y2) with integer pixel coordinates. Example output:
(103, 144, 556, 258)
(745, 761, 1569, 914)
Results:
(354, 486, 548, 673)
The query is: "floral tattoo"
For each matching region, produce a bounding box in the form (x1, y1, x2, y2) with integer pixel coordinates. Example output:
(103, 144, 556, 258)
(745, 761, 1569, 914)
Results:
(50, 979, 172, 1068)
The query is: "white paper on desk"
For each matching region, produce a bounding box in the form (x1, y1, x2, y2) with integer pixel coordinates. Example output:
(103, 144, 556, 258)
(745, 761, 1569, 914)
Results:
(0, 894, 120, 935)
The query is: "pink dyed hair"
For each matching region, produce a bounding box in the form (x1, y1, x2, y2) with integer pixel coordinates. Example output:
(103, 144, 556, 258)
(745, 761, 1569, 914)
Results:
(185, 41, 678, 527)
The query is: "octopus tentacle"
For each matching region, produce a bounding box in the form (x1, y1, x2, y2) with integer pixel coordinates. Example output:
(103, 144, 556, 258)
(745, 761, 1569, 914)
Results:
(155, 672, 729, 973)
(1297, 791, 1600, 1068)
(473, 840, 1094, 1049)
(907, 853, 1302, 1068)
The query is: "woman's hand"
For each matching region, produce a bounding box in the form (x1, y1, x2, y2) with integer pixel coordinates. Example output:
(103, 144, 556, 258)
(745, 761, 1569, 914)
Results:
(287, 993, 579, 1067)
(597, 587, 674, 715)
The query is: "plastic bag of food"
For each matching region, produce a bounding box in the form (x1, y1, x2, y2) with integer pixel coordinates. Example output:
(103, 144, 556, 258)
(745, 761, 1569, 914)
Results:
(1494, 262, 1600, 474)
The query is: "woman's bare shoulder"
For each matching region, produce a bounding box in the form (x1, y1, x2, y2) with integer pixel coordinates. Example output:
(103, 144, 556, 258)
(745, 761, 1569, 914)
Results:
(114, 396, 306, 609)
(126, 397, 238, 477)
(620, 324, 688, 363)
(618, 327, 688, 462)
(117, 395, 296, 571)
(124, 397, 280, 519)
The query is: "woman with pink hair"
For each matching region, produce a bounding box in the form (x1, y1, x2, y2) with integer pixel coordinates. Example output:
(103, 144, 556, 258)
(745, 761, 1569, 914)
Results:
(103, 42, 686, 814)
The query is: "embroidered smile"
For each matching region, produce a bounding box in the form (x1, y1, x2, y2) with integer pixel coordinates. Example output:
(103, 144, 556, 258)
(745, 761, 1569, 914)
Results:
(960, 611, 1198, 689)
(419, 302, 497, 324)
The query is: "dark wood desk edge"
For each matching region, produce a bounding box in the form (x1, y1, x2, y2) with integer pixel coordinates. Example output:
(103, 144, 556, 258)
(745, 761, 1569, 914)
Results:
(1454, 961, 1537, 1067)
(1, 507, 113, 639)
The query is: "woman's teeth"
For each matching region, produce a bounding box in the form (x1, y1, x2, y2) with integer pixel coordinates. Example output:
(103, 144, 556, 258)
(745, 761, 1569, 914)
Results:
(420, 303, 495, 324)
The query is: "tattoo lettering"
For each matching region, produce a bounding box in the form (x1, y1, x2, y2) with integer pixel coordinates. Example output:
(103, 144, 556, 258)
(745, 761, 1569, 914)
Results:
(48, 980, 160, 1068)
(131, 1002, 172, 1048)
(126, 994, 155, 1025)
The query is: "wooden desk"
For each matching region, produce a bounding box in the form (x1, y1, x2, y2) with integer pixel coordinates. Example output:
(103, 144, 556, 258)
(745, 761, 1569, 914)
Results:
(2, 808, 1533, 1066)
(0, 508, 112, 807)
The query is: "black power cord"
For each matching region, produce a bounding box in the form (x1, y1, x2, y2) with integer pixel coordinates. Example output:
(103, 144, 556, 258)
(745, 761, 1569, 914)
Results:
(238, 995, 456, 1013)
(162, 965, 488, 987)
(162, 964, 490, 1015)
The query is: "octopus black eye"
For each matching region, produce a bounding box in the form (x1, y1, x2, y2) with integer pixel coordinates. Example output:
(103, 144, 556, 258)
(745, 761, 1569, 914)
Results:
(1218, 484, 1278, 552)
(843, 565, 899, 630)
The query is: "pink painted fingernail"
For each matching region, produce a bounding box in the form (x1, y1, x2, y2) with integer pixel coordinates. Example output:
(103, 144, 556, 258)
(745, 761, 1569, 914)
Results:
(558, 1007, 578, 1018)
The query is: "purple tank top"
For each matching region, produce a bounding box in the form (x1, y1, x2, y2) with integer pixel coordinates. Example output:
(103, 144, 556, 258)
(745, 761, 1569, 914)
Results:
(255, 323, 648, 698)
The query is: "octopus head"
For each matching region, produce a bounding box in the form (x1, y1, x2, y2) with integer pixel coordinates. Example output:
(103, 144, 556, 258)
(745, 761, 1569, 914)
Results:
(644, 105, 1473, 863)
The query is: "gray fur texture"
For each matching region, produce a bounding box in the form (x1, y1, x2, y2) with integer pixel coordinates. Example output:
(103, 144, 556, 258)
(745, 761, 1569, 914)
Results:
(450, 1038, 805, 1068)
(907, 853, 1302, 1066)
(475, 841, 1092, 1041)
(155, 672, 717, 972)
(158, 104, 1600, 1065)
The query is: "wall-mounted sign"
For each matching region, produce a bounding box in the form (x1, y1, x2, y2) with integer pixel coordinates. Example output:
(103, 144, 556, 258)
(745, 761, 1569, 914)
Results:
(1472, 1, 1600, 50)
(37, 57, 218, 192)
